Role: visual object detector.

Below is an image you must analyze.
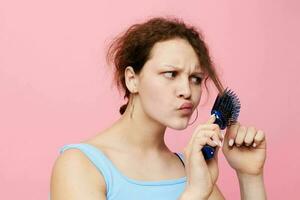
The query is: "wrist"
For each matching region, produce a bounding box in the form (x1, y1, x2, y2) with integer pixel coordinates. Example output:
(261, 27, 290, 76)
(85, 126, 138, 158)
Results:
(179, 187, 210, 200)
(236, 171, 264, 182)
(236, 171, 267, 200)
(179, 193, 207, 200)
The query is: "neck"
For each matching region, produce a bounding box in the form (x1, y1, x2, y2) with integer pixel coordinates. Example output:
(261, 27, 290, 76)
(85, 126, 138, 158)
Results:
(109, 98, 170, 154)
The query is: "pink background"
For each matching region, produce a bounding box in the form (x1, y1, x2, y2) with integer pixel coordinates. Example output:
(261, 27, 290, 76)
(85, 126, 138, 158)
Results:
(1, 0, 299, 199)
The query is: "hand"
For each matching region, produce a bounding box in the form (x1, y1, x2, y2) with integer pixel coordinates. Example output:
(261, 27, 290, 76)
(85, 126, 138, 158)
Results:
(222, 122, 267, 176)
(182, 114, 223, 199)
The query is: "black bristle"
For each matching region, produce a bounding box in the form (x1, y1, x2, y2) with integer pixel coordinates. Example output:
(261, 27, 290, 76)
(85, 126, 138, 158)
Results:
(211, 87, 241, 127)
(203, 87, 241, 160)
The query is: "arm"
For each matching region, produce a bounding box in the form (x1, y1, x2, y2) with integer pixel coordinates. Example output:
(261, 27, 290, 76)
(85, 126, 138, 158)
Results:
(237, 172, 267, 200)
(50, 149, 107, 200)
(178, 184, 225, 200)
(208, 184, 225, 200)
(222, 123, 267, 200)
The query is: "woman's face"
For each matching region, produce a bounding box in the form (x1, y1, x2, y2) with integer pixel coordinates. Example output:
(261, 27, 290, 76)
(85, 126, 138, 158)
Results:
(137, 38, 205, 130)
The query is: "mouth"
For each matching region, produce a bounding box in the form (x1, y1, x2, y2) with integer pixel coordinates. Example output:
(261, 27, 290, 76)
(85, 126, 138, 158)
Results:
(178, 108, 193, 115)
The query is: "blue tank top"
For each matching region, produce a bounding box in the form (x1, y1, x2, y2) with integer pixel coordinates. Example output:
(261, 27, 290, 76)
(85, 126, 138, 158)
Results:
(51, 143, 187, 200)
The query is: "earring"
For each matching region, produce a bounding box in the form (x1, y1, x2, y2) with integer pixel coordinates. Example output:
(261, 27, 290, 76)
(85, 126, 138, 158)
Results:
(188, 107, 198, 126)
(130, 95, 135, 119)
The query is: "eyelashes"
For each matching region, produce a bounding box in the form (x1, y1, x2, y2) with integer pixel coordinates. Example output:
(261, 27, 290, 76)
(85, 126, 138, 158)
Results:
(163, 71, 203, 85)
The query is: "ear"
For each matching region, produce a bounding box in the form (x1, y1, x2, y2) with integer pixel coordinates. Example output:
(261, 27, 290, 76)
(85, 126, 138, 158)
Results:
(124, 66, 139, 93)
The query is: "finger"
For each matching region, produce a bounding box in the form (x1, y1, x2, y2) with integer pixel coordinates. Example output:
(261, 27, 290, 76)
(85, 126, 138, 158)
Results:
(214, 145, 220, 162)
(206, 130, 222, 147)
(196, 130, 223, 146)
(235, 126, 247, 147)
(244, 126, 256, 146)
(253, 130, 266, 148)
(196, 124, 220, 131)
(190, 115, 216, 144)
(195, 124, 223, 141)
(207, 138, 220, 148)
(186, 130, 218, 157)
(207, 114, 216, 124)
(210, 132, 223, 147)
(190, 116, 219, 146)
(195, 133, 220, 148)
(201, 124, 222, 136)
(225, 121, 240, 147)
(194, 114, 216, 134)
(190, 137, 218, 163)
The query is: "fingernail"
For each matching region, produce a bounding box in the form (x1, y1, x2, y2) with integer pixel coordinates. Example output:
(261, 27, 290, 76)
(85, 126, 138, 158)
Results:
(253, 143, 257, 147)
(229, 139, 234, 146)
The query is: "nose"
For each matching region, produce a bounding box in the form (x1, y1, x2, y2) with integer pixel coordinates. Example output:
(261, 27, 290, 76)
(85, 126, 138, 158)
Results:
(176, 78, 192, 99)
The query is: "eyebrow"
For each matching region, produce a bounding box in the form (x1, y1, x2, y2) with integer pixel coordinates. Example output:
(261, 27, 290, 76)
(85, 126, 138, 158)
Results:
(162, 64, 205, 75)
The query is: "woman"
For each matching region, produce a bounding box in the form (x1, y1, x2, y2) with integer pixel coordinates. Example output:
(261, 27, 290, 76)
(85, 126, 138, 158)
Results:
(50, 17, 267, 200)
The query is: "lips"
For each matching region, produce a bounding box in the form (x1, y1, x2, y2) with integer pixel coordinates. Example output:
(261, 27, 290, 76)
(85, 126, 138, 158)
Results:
(178, 102, 194, 116)
(179, 102, 194, 109)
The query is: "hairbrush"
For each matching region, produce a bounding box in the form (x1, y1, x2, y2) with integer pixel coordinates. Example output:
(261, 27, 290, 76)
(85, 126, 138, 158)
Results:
(202, 87, 241, 160)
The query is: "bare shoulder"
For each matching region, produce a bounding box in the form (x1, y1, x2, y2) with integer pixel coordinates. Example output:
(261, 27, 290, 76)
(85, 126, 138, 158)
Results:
(50, 148, 107, 200)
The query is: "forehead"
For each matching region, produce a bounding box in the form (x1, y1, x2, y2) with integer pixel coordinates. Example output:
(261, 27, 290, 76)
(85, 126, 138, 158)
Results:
(161, 64, 202, 72)
(147, 38, 202, 72)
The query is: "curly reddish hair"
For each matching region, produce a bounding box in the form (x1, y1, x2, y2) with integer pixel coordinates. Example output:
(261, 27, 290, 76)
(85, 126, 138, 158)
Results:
(106, 17, 224, 115)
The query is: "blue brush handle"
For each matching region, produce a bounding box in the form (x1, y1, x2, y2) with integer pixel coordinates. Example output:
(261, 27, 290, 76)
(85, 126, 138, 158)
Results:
(201, 145, 216, 160)
(201, 110, 226, 160)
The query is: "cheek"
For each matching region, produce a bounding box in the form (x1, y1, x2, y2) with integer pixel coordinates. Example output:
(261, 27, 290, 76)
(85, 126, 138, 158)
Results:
(139, 78, 171, 113)
(194, 89, 202, 104)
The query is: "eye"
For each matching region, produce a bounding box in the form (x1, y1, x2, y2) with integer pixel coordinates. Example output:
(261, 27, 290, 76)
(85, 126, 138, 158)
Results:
(163, 71, 177, 79)
(191, 76, 203, 85)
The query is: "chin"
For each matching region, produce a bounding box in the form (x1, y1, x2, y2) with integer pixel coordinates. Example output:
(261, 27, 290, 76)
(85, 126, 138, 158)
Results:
(167, 118, 190, 130)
